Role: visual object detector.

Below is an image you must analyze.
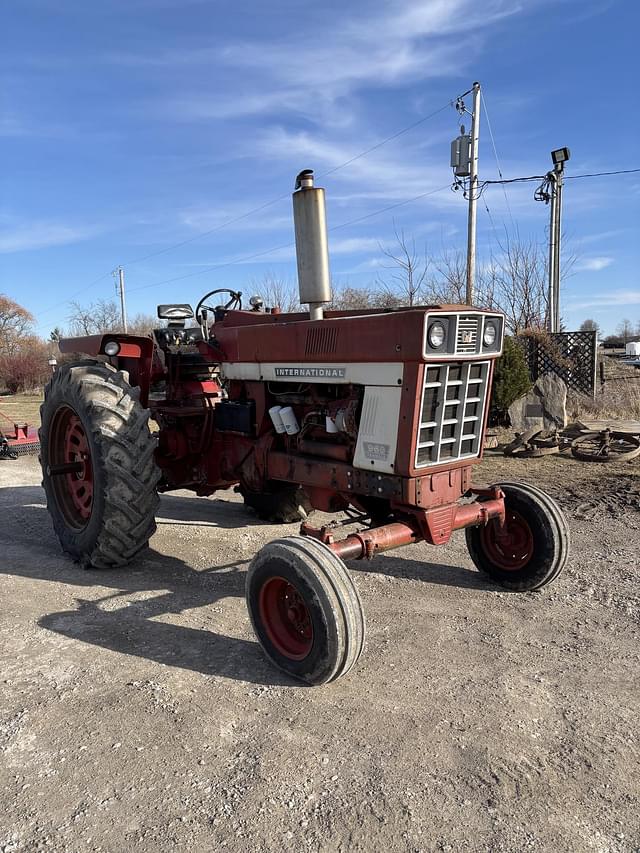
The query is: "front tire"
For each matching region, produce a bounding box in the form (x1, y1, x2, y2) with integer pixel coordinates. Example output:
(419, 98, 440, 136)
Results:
(40, 361, 160, 568)
(465, 481, 569, 591)
(246, 536, 366, 684)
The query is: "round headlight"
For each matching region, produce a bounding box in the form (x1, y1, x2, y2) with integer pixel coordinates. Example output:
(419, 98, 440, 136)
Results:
(483, 322, 497, 347)
(104, 341, 121, 356)
(428, 321, 446, 349)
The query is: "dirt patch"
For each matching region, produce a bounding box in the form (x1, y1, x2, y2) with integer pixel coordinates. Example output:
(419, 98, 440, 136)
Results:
(1, 455, 639, 852)
(482, 448, 640, 517)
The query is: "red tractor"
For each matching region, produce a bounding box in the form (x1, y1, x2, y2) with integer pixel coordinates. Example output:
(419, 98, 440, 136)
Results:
(40, 171, 569, 685)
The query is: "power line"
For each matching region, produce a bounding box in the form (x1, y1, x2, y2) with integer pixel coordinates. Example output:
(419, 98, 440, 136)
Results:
(122, 98, 458, 269)
(37, 271, 113, 322)
(480, 91, 516, 231)
(128, 183, 453, 294)
(483, 167, 640, 187)
(325, 183, 452, 231)
(39, 93, 466, 312)
(564, 168, 640, 180)
(482, 197, 503, 251)
(128, 240, 296, 294)
(321, 102, 452, 177)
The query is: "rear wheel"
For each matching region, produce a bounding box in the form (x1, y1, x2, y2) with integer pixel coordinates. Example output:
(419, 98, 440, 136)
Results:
(465, 481, 569, 591)
(246, 536, 366, 684)
(40, 361, 160, 568)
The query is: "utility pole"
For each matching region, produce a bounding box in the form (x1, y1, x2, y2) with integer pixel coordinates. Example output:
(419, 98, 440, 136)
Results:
(552, 165, 564, 332)
(540, 147, 570, 332)
(451, 82, 481, 305)
(116, 266, 128, 332)
(465, 81, 481, 306)
(547, 171, 558, 332)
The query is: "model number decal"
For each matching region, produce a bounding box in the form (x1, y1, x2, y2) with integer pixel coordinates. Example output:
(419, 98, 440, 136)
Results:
(363, 441, 390, 460)
(274, 367, 346, 379)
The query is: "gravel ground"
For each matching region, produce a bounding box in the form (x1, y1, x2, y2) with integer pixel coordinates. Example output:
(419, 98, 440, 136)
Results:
(1, 452, 638, 853)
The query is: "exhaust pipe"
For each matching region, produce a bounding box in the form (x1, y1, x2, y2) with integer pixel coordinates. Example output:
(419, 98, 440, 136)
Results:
(292, 169, 332, 320)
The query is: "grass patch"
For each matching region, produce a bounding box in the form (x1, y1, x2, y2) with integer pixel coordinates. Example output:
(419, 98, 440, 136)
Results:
(0, 393, 43, 430)
(568, 358, 640, 422)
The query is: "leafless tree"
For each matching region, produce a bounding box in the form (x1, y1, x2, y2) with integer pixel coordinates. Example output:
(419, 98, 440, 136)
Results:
(127, 313, 158, 337)
(376, 225, 430, 307)
(331, 285, 375, 310)
(579, 318, 600, 335)
(67, 299, 122, 335)
(427, 249, 467, 304)
(617, 318, 634, 345)
(251, 273, 300, 313)
(490, 239, 550, 333)
(0, 294, 34, 354)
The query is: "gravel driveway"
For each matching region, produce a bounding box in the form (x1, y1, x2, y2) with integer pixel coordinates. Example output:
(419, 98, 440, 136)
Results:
(1, 453, 638, 852)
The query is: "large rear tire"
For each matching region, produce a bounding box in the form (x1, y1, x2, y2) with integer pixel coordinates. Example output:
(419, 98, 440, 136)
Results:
(39, 361, 160, 568)
(246, 536, 366, 684)
(465, 481, 569, 591)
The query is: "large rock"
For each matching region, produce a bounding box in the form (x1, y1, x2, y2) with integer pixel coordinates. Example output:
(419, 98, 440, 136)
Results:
(508, 373, 567, 432)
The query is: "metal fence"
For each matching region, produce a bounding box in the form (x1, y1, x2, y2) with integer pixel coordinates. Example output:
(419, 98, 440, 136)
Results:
(517, 330, 598, 397)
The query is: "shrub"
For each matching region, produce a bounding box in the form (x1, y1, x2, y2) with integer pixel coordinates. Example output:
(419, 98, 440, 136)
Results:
(0, 336, 52, 392)
(490, 335, 532, 423)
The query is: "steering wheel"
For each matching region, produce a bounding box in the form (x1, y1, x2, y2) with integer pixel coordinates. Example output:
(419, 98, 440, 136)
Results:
(195, 289, 242, 327)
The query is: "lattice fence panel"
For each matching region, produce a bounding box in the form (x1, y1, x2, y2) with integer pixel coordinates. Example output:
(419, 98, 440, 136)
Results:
(517, 331, 597, 397)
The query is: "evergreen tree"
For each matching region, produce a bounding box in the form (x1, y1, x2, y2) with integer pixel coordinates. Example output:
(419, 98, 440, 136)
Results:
(490, 336, 532, 423)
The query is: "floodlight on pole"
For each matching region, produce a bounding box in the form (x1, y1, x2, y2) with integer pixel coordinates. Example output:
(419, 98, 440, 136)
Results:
(547, 146, 570, 332)
(551, 147, 571, 167)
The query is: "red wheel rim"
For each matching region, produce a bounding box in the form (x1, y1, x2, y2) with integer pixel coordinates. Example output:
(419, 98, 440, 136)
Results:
(479, 509, 534, 571)
(49, 405, 94, 528)
(258, 576, 313, 660)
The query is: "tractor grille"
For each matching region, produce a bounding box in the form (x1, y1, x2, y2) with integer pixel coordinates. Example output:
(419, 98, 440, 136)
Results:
(415, 360, 490, 468)
(455, 315, 479, 354)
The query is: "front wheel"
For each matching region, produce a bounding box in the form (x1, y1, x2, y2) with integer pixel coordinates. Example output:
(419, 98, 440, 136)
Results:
(465, 481, 569, 591)
(246, 536, 366, 684)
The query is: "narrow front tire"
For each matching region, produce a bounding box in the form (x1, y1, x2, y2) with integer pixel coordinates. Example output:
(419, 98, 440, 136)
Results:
(465, 481, 569, 591)
(246, 536, 366, 684)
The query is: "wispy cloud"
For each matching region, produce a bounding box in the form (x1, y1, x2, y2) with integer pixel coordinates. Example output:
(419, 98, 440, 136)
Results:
(138, 0, 524, 123)
(0, 221, 99, 253)
(577, 229, 625, 246)
(178, 204, 291, 233)
(567, 289, 640, 310)
(576, 256, 614, 272)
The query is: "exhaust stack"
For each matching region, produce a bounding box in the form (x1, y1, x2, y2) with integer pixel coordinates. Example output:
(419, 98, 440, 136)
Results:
(292, 169, 332, 320)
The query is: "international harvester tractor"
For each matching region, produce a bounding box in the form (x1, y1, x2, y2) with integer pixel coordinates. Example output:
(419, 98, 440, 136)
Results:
(40, 170, 569, 685)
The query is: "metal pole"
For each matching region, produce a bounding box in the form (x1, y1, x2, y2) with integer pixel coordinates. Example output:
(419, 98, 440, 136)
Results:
(465, 81, 481, 306)
(553, 165, 564, 332)
(118, 266, 128, 333)
(547, 172, 558, 332)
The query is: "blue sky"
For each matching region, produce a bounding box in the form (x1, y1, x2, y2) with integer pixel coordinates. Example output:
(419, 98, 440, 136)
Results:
(2, 0, 638, 337)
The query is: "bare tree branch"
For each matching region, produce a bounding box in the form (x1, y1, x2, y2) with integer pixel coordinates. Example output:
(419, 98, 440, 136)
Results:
(0, 294, 34, 354)
(67, 299, 122, 336)
(251, 273, 300, 312)
(376, 224, 430, 307)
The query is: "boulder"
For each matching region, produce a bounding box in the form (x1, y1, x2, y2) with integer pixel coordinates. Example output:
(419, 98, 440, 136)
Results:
(508, 372, 567, 432)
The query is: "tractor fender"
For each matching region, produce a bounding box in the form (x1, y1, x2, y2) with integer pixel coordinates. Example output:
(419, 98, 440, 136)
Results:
(58, 334, 155, 405)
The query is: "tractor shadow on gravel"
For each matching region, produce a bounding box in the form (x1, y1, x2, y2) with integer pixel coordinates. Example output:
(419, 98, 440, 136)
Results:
(1, 486, 298, 687)
(348, 552, 495, 591)
(155, 491, 267, 529)
(3, 484, 500, 686)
